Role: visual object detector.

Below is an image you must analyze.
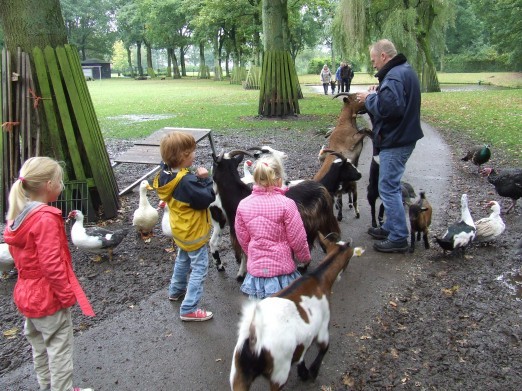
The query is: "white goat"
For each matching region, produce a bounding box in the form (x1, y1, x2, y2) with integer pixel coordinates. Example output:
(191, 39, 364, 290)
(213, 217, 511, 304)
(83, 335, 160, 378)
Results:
(230, 234, 364, 390)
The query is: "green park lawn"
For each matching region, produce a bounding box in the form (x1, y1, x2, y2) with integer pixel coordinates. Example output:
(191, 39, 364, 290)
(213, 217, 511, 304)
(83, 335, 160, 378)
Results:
(88, 74, 521, 163)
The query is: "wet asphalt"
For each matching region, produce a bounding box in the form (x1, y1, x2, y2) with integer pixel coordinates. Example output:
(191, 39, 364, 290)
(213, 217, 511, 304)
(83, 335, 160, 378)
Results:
(2, 89, 453, 391)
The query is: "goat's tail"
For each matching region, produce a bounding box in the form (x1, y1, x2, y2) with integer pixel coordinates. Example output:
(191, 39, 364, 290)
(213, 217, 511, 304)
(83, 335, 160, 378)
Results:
(236, 300, 262, 356)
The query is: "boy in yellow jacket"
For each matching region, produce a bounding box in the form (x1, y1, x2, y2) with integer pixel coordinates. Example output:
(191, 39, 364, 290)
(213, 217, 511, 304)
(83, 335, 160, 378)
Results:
(154, 131, 215, 321)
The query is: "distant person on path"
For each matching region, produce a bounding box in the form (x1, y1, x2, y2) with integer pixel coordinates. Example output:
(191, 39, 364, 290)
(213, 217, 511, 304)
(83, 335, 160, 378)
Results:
(235, 155, 311, 299)
(335, 62, 343, 93)
(340, 62, 354, 92)
(154, 131, 216, 321)
(4, 157, 95, 391)
(356, 39, 424, 253)
(320, 64, 332, 95)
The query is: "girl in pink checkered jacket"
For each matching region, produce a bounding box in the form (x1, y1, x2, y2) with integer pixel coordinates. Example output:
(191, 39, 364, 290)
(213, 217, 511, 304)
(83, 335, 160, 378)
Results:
(235, 155, 311, 299)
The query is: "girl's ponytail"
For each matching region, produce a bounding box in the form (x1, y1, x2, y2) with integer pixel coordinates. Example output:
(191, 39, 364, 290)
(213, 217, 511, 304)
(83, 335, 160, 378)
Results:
(5, 157, 64, 220)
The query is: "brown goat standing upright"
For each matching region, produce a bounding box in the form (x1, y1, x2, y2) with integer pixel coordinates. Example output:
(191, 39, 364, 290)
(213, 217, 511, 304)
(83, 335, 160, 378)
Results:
(408, 191, 433, 252)
(314, 93, 367, 221)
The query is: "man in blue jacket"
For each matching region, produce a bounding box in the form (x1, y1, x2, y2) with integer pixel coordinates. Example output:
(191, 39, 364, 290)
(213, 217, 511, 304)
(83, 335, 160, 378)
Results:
(356, 39, 423, 253)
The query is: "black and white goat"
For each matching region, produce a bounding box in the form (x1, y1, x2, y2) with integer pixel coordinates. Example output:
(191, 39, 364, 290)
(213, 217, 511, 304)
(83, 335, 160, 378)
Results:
(230, 233, 363, 390)
(212, 150, 341, 280)
(367, 155, 417, 228)
(209, 146, 286, 272)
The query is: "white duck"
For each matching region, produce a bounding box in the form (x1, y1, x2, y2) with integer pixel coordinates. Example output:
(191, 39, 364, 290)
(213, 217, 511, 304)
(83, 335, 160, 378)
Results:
(67, 210, 129, 262)
(132, 180, 159, 242)
(0, 243, 15, 276)
(241, 159, 254, 185)
(158, 201, 176, 253)
(474, 201, 505, 243)
(435, 194, 476, 255)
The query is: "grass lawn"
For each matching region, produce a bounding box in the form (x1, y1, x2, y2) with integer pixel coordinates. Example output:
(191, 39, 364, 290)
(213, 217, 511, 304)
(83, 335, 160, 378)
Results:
(88, 75, 521, 163)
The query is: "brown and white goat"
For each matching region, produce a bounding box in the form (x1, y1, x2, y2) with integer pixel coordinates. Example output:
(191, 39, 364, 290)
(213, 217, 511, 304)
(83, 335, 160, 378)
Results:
(230, 233, 363, 391)
(314, 93, 367, 221)
(408, 191, 433, 252)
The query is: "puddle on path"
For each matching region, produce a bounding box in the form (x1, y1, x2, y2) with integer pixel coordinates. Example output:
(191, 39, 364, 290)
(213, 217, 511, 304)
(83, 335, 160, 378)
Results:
(497, 269, 522, 301)
(107, 114, 176, 123)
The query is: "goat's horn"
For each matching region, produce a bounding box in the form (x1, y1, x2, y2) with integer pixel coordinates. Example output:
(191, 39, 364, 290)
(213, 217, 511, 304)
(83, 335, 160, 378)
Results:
(228, 149, 256, 158)
(332, 92, 355, 99)
(246, 146, 263, 151)
(321, 148, 336, 154)
(212, 150, 224, 163)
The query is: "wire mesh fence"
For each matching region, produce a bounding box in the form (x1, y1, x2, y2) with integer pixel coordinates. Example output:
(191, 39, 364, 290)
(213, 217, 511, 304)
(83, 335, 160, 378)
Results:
(51, 180, 90, 221)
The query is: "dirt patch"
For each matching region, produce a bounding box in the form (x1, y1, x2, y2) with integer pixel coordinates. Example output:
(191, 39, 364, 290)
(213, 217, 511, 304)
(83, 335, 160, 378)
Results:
(1, 126, 521, 389)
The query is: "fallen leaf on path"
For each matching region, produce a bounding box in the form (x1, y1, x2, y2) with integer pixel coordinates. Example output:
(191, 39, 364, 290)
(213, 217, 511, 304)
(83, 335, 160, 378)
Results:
(3, 327, 19, 339)
(442, 285, 460, 296)
(389, 300, 398, 307)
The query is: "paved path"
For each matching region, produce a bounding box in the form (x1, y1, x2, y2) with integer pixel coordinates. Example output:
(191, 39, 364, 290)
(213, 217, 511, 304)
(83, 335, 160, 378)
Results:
(2, 94, 452, 391)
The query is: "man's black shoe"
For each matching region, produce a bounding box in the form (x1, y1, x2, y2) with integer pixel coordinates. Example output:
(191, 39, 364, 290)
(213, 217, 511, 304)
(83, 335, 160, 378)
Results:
(373, 239, 409, 253)
(367, 227, 389, 240)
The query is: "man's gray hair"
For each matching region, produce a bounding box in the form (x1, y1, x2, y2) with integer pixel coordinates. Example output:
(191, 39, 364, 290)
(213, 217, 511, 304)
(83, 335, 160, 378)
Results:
(370, 39, 397, 58)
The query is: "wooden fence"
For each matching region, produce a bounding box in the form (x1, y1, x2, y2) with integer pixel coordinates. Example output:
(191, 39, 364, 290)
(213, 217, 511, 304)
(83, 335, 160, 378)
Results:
(0, 45, 119, 219)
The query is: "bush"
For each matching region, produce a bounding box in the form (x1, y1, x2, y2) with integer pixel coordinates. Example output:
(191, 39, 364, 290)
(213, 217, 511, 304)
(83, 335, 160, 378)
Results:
(307, 58, 333, 75)
(443, 47, 511, 72)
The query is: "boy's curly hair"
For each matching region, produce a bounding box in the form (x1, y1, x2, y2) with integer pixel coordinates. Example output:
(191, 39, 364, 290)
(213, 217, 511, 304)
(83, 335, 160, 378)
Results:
(160, 131, 196, 169)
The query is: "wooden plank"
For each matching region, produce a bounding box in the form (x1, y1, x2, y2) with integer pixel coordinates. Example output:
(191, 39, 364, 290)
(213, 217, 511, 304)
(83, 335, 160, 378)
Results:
(64, 45, 119, 202)
(258, 52, 268, 114)
(137, 127, 211, 146)
(32, 47, 67, 164)
(1, 48, 6, 216)
(286, 52, 300, 114)
(54, 46, 118, 218)
(42, 46, 87, 181)
(113, 145, 163, 165)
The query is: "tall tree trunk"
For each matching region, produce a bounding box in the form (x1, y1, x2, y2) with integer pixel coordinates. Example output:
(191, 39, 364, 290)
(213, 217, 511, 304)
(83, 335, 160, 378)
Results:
(418, 35, 440, 92)
(213, 31, 222, 81)
(166, 47, 172, 78)
(258, 0, 300, 117)
(145, 42, 155, 78)
(126, 46, 135, 77)
(180, 47, 186, 77)
(171, 49, 181, 79)
(198, 41, 209, 79)
(136, 41, 143, 76)
(253, 11, 262, 66)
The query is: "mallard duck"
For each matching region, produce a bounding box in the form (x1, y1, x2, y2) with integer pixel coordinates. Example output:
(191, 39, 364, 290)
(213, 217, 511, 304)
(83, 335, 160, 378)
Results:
(474, 201, 505, 243)
(481, 167, 522, 214)
(67, 210, 129, 262)
(461, 144, 491, 172)
(132, 180, 159, 241)
(435, 194, 476, 255)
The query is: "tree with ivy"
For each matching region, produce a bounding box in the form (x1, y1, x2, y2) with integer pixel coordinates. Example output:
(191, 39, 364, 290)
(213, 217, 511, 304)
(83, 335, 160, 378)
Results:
(333, 0, 455, 92)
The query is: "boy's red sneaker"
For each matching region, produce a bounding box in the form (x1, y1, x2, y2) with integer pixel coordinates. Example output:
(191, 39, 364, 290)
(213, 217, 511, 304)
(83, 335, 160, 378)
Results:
(180, 309, 213, 322)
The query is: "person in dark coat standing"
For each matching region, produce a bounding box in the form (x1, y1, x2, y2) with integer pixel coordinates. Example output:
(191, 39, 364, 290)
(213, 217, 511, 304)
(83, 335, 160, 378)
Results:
(356, 39, 424, 253)
(340, 62, 354, 92)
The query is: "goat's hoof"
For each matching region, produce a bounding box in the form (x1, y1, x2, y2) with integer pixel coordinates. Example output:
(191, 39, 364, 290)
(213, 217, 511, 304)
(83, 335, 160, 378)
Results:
(355, 213, 360, 219)
(297, 363, 310, 380)
(236, 275, 245, 283)
(216, 265, 225, 272)
(409, 247, 415, 253)
(336, 216, 343, 222)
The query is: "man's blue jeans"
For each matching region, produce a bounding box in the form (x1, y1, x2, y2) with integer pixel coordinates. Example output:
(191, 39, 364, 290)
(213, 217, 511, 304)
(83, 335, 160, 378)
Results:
(379, 143, 416, 242)
(169, 245, 209, 315)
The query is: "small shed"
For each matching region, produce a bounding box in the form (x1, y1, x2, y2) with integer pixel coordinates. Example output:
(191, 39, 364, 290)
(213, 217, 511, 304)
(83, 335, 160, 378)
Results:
(81, 59, 111, 79)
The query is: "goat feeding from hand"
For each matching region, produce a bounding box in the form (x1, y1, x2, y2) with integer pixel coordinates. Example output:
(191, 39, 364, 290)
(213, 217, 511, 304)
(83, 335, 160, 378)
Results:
(314, 92, 366, 221)
(408, 192, 433, 252)
(230, 233, 363, 391)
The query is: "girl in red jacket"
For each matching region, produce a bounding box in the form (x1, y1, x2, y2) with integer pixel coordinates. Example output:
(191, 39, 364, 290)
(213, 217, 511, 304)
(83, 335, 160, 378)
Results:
(235, 155, 311, 299)
(4, 157, 94, 391)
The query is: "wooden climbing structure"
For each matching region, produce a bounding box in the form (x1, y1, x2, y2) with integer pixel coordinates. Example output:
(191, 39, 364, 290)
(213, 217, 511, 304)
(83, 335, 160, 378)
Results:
(0, 45, 119, 219)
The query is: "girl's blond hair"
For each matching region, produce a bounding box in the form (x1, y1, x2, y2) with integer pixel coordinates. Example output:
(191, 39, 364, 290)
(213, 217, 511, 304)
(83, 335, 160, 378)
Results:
(253, 155, 284, 188)
(6, 157, 64, 220)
